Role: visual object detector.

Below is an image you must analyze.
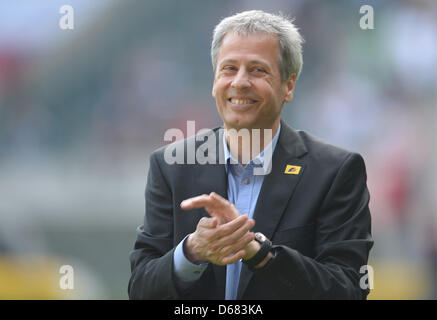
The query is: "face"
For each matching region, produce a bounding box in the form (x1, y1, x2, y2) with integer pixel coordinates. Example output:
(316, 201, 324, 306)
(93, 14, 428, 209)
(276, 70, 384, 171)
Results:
(212, 32, 296, 132)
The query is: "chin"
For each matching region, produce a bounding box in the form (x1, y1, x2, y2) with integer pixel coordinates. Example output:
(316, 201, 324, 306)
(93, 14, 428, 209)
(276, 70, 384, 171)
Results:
(224, 119, 253, 130)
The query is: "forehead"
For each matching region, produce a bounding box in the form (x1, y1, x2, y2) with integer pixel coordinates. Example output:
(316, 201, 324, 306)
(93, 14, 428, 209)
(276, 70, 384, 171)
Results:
(218, 31, 281, 68)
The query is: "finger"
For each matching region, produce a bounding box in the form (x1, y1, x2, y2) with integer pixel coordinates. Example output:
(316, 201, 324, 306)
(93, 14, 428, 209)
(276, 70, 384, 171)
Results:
(209, 192, 237, 214)
(184, 192, 233, 215)
(213, 214, 250, 239)
(209, 192, 240, 220)
(202, 215, 248, 243)
(220, 249, 247, 265)
(180, 194, 212, 210)
(181, 193, 239, 224)
(219, 232, 255, 258)
(209, 192, 227, 203)
(210, 218, 255, 250)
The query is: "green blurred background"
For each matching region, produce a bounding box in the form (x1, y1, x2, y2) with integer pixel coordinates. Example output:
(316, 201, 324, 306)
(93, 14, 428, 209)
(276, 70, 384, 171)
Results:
(0, 0, 436, 299)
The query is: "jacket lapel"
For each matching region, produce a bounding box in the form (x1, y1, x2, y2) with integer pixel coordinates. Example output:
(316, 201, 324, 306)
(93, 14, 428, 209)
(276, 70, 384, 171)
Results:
(237, 120, 308, 299)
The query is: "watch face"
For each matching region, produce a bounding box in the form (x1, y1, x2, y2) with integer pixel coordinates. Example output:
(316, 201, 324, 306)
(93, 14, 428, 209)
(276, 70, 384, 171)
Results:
(255, 232, 266, 243)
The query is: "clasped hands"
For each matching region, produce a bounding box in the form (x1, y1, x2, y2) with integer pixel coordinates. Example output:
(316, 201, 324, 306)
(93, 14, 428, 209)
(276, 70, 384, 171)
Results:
(180, 192, 259, 266)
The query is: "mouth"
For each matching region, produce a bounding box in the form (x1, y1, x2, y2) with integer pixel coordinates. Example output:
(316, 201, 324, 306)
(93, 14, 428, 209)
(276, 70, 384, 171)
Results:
(227, 97, 258, 108)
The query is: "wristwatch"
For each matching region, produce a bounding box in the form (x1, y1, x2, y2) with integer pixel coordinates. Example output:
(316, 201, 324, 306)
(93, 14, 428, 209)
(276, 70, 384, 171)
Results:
(243, 232, 273, 270)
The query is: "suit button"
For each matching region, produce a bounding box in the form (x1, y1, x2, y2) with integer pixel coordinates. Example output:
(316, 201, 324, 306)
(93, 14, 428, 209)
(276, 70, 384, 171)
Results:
(243, 178, 250, 184)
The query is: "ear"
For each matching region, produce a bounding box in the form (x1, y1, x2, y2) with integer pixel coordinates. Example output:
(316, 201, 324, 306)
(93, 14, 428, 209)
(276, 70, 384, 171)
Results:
(283, 73, 297, 103)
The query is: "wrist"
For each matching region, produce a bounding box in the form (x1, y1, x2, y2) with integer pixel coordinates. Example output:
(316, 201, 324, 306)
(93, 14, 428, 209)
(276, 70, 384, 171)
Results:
(242, 232, 273, 269)
(243, 240, 260, 260)
(254, 251, 273, 269)
(184, 234, 207, 265)
(243, 241, 273, 269)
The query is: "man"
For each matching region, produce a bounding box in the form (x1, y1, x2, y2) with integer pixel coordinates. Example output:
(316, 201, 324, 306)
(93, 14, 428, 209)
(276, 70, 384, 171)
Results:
(128, 10, 373, 299)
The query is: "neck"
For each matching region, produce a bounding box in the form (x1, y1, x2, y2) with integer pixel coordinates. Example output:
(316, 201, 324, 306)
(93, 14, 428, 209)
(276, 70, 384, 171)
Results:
(225, 122, 279, 165)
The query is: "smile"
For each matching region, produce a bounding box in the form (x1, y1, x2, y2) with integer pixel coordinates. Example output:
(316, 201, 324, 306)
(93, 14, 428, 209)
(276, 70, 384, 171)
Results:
(228, 98, 257, 106)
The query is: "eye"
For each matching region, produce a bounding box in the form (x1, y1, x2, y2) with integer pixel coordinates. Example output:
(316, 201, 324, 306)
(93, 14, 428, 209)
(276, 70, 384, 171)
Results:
(252, 67, 266, 73)
(222, 65, 237, 72)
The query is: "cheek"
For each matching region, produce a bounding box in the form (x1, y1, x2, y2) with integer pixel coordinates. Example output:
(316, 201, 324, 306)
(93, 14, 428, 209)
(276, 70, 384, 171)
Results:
(212, 80, 226, 100)
(212, 83, 217, 99)
(260, 84, 280, 105)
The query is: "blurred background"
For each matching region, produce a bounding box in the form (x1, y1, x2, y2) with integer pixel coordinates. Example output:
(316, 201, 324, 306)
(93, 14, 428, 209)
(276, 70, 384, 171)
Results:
(0, 0, 436, 299)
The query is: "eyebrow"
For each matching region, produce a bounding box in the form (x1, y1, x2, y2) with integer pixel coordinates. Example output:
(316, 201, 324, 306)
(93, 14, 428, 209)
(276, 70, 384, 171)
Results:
(219, 59, 270, 68)
(219, 59, 272, 73)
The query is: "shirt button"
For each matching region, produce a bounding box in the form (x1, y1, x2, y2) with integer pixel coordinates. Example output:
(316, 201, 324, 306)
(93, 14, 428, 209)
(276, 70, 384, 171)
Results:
(243, 178, 250, 185)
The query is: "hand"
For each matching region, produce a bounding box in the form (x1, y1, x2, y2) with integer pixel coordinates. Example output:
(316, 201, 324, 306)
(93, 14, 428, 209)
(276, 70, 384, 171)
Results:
(181, 192, 265, 265)
(184, 214, 255, 266)
(180, 192, 240, 224)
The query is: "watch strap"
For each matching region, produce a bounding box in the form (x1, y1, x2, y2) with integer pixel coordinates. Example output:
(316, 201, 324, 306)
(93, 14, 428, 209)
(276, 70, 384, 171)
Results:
(243, 239, 272, 270)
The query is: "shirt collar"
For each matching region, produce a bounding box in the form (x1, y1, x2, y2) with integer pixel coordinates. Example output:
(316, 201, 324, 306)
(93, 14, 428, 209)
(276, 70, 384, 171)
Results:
(223, 123, 281, 175)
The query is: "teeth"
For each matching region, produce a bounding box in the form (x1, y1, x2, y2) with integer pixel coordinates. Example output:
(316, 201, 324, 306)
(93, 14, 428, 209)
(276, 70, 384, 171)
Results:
(230, 98, 254, 105)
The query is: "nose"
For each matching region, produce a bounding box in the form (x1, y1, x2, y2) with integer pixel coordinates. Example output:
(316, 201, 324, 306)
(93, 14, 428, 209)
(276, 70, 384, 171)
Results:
(231, 68, 251, 90)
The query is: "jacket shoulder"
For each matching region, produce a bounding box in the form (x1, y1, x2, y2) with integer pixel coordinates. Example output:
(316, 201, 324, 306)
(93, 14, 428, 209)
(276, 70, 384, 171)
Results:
(148, 126, 223, 174)
(296, 130, 365, 168)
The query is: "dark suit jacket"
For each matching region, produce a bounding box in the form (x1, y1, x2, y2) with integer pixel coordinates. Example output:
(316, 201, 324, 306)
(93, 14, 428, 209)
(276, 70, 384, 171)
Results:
(128, 120, 373, 299)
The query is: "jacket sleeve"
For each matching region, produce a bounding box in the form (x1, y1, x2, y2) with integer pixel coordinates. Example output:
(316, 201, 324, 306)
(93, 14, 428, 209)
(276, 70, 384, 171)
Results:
(128, 146, 206, 299)
(252, 152, 373, 299)
(128, 150, 178, 299)
(128, 150, 218, 299)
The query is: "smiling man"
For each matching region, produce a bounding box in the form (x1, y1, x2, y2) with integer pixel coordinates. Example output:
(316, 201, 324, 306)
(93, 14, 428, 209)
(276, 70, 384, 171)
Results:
(129, 10, 373, 300)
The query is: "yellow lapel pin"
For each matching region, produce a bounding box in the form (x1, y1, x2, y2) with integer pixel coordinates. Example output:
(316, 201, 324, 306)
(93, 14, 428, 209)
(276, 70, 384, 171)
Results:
(284, 165, 301, 175)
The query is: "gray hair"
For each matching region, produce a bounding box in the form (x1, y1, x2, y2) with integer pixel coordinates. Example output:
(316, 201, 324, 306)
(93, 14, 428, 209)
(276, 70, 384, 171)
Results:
(211, 10, 304, 82)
